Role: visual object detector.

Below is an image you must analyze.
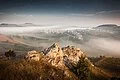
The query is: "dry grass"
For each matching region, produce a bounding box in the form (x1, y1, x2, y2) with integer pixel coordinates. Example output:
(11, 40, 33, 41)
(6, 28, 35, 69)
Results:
(0, 57, 77, 80)
(95, 57, 120, 77)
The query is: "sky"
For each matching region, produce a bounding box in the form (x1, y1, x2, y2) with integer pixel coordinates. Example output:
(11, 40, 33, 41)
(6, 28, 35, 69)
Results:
(0, 0, 120, 26)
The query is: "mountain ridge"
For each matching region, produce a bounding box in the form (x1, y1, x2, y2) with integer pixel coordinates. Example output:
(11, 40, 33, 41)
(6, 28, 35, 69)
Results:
(25, 43, 113, 79)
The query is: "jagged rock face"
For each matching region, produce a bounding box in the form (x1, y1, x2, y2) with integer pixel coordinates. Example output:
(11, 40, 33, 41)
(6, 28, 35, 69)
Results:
(62, 46, 84, 64)
(45, 43, 64, 58)
(44, 43, 85, 69)
(44, 43, 65, 68)
(25, 43, 85, 68)
(25, 50, 42, 61)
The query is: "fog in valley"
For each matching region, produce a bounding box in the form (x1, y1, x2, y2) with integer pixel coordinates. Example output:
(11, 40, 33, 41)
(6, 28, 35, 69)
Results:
(0, 24, 120, 57)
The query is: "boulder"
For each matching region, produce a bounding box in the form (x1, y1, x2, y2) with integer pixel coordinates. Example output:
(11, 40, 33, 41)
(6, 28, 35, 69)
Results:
(25, 50, 42, 61)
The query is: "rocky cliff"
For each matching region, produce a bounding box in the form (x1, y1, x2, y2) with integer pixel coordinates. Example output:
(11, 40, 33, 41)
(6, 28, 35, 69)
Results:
(42, 43, 84, 69)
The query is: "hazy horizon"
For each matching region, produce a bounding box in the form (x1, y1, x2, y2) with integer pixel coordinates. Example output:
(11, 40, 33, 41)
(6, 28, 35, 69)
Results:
(0, 0, 120, 26)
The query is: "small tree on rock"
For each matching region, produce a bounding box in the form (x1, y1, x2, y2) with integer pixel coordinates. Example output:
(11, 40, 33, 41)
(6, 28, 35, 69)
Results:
(73, 55, 89, 80)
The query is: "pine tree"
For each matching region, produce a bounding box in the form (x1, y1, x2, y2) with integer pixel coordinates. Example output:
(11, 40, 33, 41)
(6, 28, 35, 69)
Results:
(73, 55, 89, 80)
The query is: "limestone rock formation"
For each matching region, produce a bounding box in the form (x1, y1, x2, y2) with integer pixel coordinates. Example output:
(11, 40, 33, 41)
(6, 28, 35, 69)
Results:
(25, 43, 85, 68)
(43, 43, 85, 69)
(45, 43, 64, 58)
(62, 46, 84, 64)
(44, 43, 65, 68)
(25, 43, 86, 79)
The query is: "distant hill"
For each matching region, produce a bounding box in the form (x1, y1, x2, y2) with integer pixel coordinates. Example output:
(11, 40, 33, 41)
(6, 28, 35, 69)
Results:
(0, 34, 18, 43)
(94, 24, 120, 31)
(0, 34, 44, 57)
(97, 24, 118, 27)
(0, 23, 40, 27)
(21, 23, 38, 26)
(0, 23, 22, 27)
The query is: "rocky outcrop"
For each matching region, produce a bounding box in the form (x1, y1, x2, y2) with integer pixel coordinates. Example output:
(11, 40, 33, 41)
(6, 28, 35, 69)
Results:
(0, 34, 17, 43)
(62, 46, 84, 69)
(44, 43, 65, 68)
(25, 43, 87, 79)
(42, 43, 86, 79)
(24, 43, 112, 80)
(43, 43, 85, 69)
(62, 46, 84, 63)
(25, 50, 43, 61)
(25, 43, 85, 67)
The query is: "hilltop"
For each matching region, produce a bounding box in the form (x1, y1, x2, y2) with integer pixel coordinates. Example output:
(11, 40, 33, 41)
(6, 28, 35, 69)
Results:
(0, 43, 119, 80)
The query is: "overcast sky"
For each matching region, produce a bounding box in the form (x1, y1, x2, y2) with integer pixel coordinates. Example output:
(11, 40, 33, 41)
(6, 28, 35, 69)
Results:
(0, 0, 120, 26)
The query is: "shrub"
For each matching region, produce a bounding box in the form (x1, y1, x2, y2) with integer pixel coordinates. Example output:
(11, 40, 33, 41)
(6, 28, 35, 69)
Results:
(71, 56, 89, 80)
(5, 49, 16, 59)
